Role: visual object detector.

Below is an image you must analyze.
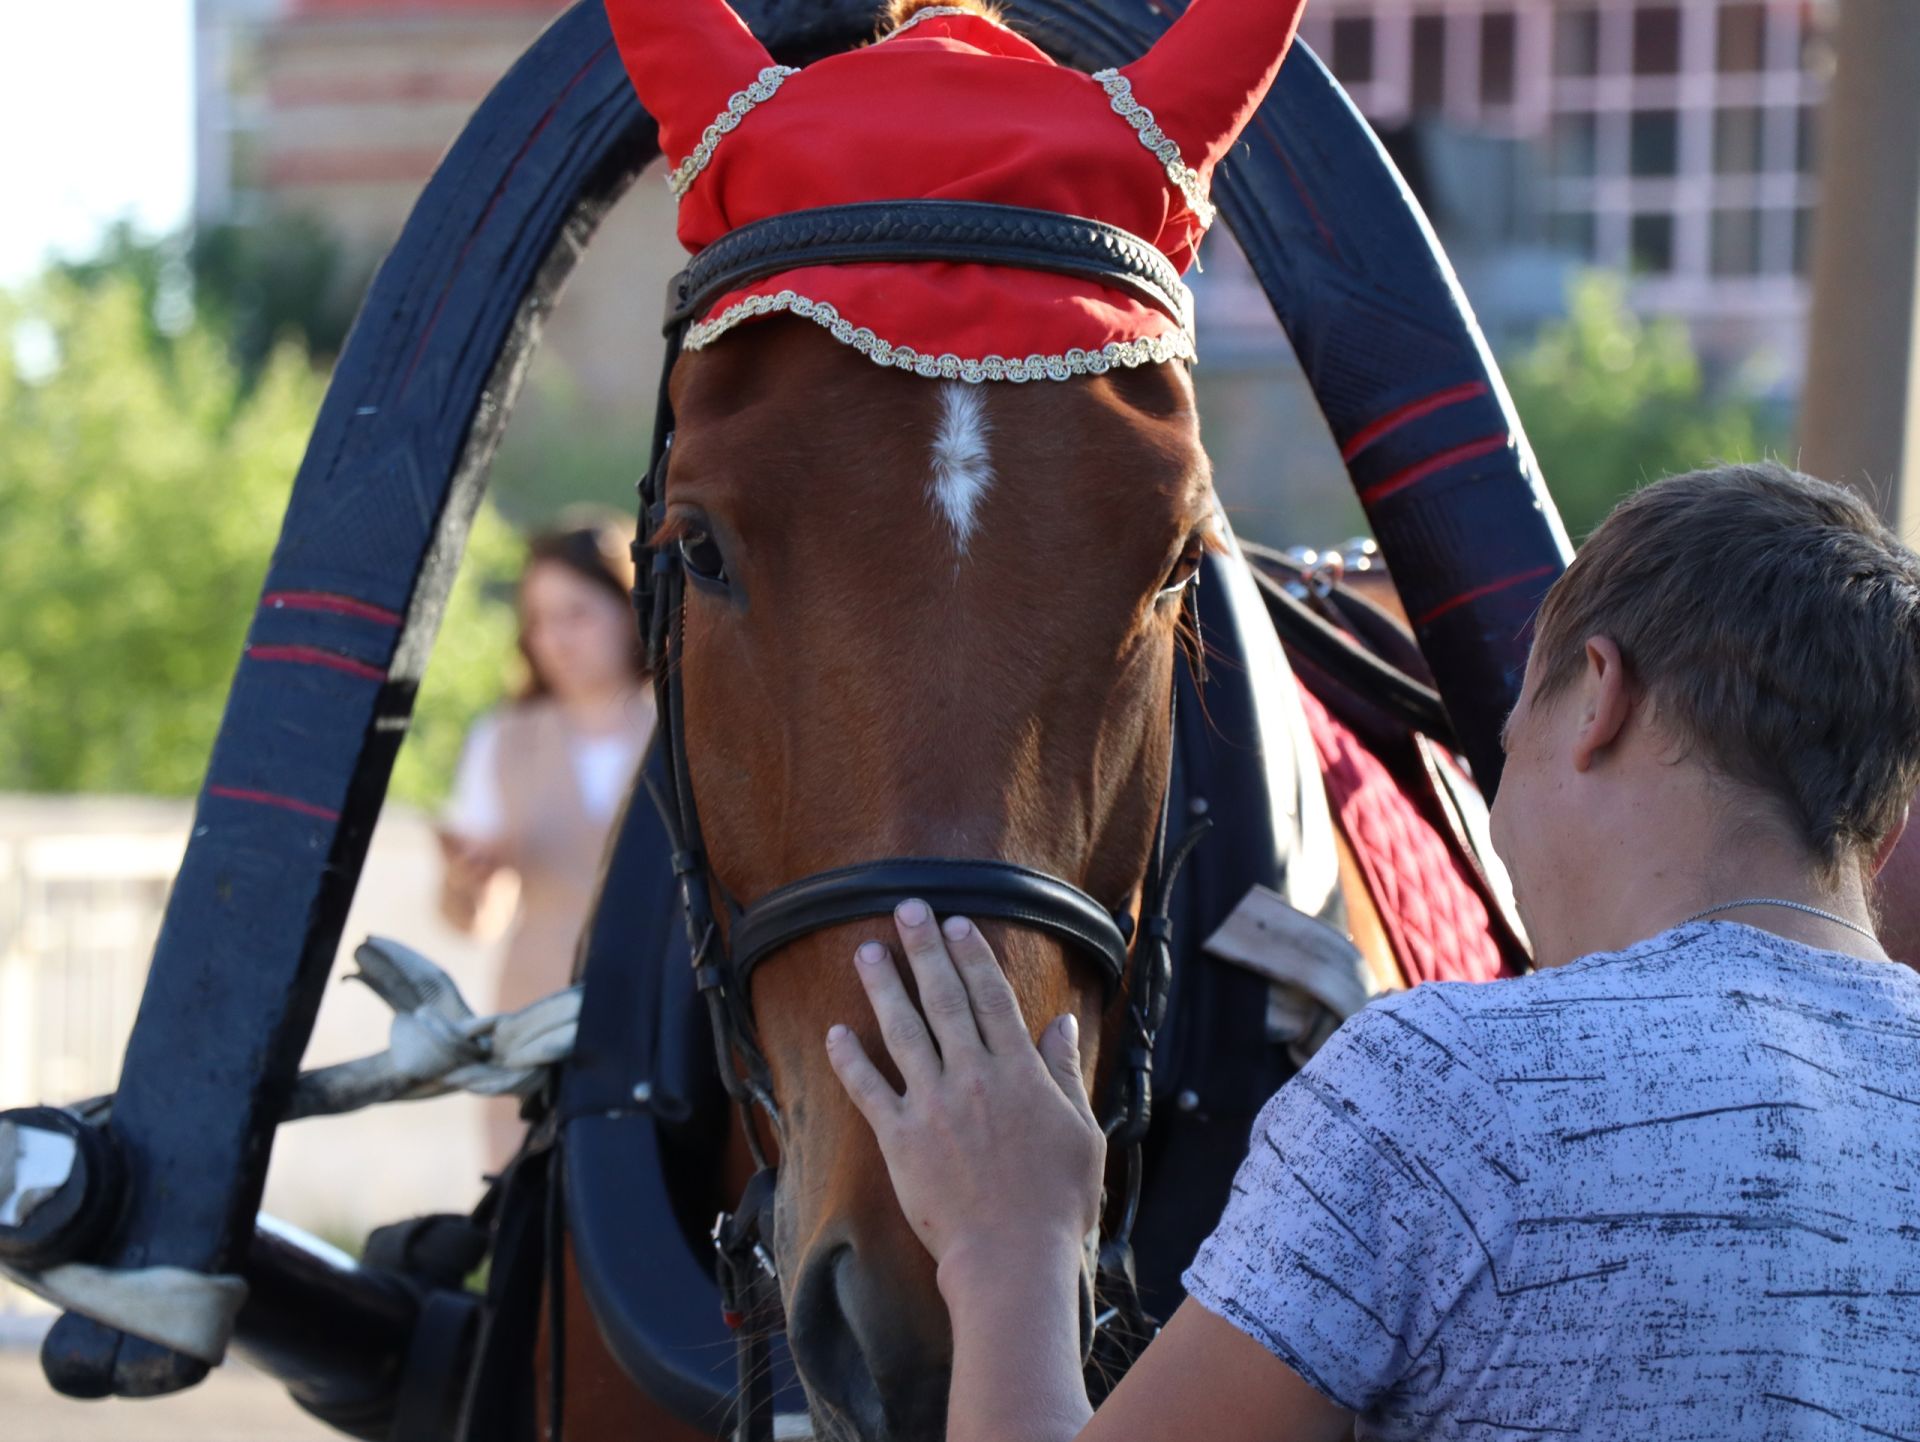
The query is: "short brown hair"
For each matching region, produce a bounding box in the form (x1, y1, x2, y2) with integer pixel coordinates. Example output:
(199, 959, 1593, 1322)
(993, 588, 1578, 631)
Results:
(1530, 461, 1920, 880)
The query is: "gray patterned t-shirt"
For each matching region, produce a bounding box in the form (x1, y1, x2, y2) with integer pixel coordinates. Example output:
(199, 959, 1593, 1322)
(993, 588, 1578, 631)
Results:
(1184, 921, 1920, 1439)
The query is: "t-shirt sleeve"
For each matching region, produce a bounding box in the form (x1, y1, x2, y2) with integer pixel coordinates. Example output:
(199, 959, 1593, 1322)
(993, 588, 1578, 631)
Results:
(1182, 984, 1518, 1413)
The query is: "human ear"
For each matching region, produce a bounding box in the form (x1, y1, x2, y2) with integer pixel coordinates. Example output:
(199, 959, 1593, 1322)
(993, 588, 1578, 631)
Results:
(1871, 802, 1911, 879)
(1570, 636, 1630, 773)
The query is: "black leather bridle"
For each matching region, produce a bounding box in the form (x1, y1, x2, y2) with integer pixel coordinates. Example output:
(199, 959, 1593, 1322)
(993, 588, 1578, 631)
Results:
(632, 199, 1207, 1442)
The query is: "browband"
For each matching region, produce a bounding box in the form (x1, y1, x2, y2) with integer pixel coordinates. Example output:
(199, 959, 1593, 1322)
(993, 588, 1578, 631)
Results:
(665, 199, 1195, 338)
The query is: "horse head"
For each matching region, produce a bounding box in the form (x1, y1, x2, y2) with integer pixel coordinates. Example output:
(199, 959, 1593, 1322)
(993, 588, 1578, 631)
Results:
(665, 318, 1207, 1436)
(611, 1, 1305, 1435)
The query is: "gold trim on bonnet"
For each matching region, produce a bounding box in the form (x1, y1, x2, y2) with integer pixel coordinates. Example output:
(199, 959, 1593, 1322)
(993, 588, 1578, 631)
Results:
(667, 66, 801, 201)
(682, 288, 1197, 383)
(1090, 70, 1218, 228)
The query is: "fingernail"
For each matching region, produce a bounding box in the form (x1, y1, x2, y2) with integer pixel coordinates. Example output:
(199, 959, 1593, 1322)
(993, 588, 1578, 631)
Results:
(941, 915, 972, 941)
(827, 1024, 849, 1044)
(897, 899, 930, 926)
(1060, 1014, 1079, 1046)
(857, 942, 888, 966)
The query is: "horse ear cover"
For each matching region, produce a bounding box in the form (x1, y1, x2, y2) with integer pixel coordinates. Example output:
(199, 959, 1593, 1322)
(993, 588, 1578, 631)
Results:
(601, 0, 1307, 372)
(606, 0, 781, 177)
(1119, 0, 1309, 183)
(603, 0, 1307, 269)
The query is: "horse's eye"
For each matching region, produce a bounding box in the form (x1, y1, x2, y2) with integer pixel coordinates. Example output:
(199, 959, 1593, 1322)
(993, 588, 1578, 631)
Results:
(1158, 544, 1203, 602)
(679, 530, 729, 587)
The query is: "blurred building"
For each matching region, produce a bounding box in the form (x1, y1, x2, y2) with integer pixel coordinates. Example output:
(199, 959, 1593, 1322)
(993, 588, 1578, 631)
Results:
(1297, 0, 1832, 388)
(193, 0, 674, 418)
(197, 0, 563, 246)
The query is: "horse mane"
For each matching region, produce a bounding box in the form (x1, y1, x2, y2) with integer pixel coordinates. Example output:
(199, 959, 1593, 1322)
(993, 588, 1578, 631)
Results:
(883, 0, 1004, 29)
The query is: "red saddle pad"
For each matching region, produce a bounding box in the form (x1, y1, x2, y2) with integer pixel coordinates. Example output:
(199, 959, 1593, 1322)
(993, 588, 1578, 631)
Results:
(1298, 684, 1507, 988)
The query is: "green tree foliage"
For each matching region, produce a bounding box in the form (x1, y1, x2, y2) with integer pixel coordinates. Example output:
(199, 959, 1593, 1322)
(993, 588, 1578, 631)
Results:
(1505, 272, 1788, 541)
(55, 217, 368, 385)
(0, 272, 518, 805)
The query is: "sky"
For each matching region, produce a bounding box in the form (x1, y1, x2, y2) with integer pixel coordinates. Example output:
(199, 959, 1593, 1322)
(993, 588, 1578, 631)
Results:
(0, 0, 196, 285)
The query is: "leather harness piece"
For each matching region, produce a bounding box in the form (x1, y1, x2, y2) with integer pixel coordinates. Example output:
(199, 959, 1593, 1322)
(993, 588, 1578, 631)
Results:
(635, 198, 1208, 1442)
(667, 200, 1196, 339)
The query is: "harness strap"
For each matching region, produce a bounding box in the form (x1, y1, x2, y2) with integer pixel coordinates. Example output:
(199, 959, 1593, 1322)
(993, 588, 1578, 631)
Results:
(667, 200, 1195, 338)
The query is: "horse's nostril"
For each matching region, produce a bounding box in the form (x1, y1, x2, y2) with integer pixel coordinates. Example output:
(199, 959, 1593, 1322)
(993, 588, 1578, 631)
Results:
(788, 1244, 950, 1441)
(787, 1245, 877, 1434)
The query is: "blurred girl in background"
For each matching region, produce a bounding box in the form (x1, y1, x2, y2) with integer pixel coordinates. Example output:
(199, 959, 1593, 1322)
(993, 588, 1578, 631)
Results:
(438, 520, 653, 1164)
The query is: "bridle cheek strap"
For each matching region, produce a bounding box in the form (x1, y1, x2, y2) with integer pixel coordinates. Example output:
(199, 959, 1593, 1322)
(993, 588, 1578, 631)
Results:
(730, 857, 1135, 993)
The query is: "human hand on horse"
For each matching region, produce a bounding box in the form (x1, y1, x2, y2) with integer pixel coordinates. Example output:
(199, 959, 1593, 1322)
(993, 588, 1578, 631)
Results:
(826, 901, 1354, 1442)
(824, 900, 1105, 1287)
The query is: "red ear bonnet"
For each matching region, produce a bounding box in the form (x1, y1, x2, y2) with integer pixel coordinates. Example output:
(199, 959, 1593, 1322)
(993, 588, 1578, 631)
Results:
(604, 0, 1307, 382)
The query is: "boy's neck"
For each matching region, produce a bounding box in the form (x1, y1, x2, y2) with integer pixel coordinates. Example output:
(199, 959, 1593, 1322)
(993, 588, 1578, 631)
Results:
(1534, 766, 1885, 968)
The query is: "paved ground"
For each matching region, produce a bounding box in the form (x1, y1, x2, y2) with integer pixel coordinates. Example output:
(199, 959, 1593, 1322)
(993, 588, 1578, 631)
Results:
(2, 1348, 334, 1442)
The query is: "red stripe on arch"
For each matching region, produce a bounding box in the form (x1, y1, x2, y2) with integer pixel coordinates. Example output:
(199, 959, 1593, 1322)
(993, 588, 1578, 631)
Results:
(1416, 564, 1560, 629)
(1341, 382, 1491, 463)
(1358, 433, 1510, 507)
(262, 592, 403, 626)
(247, 644, 388, 682)
(208, 785, 342, 823)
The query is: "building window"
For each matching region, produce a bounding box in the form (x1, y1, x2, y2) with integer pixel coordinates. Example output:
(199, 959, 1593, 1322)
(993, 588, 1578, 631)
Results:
(1331, 16, 1375, 85)
(1797, 106, 1820, 175)
(1714, 107, 1765, 175)
(1410, 13, 1447, 113)
(1480, 11, 1517, 107)
(1550, 209, 1598, 260)
(1555, 7, 1601, 78)
(1717, 2, 1768, 72)
(1552, 113, 1599, 178)
(1711, 207, 1764, 276)
(1633, 5, 1683, 76)
(1630, 212, 1676, 274)
(1629, 110, 1680, 177)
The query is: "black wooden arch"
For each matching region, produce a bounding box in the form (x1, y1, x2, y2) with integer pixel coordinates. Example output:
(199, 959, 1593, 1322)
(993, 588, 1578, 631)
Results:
(40, 0, 1569, 1414)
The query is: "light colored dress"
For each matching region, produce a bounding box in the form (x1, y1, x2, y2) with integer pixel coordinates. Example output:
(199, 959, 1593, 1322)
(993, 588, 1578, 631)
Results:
(444, 694, 652, 1161)
(1185, 921, 1920, 1439)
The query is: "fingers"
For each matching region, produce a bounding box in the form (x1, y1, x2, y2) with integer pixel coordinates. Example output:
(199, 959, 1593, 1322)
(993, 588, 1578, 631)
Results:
(853, 939, 943, 1088)
(939, 915, 1031, 1055)
(825, 1023, 901, 1129)
(892, 900, 984, 1059)
(1038, 1014, 1098, 1124)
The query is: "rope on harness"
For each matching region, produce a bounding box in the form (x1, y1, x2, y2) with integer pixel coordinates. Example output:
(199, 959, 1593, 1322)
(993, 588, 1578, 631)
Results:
(0, 1116, 247, 1360)
(286, 936, 581, 1120)
(0, 1255, 247, 1363)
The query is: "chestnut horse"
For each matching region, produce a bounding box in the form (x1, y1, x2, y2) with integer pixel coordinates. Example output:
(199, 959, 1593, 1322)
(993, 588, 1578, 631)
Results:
(541, 302, 1409, 1441)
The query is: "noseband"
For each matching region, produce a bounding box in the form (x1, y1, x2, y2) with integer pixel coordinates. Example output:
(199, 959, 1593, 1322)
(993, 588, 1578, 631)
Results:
(633, 199, 1206, 1442)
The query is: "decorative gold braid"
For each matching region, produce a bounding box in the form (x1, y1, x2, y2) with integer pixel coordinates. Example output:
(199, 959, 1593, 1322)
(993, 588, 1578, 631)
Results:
(683, 288, 1196, 383)
(667, 66, 801, 202)
(1091, 70, 1217, 228)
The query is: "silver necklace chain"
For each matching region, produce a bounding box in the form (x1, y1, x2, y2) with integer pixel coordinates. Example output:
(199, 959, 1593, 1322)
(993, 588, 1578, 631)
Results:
(1681, 897, 1878, 944)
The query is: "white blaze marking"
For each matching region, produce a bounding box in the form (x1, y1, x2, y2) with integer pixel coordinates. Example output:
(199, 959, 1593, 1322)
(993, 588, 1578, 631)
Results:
(928, 383, 994, 552)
